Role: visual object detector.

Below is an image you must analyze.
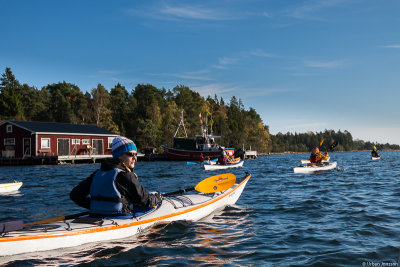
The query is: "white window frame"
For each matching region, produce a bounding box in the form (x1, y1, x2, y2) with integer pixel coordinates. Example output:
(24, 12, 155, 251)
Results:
(4, 138, 15, 145)
(108, 137, 114, 149)
(72, 139, 80, 145)
(6, 125, 12, 133)
(41, 138, 50, 149)
(82, 139, 90, 145)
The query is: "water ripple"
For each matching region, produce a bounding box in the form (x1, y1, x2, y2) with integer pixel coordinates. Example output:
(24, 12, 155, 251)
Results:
(1, 151, 400, 266)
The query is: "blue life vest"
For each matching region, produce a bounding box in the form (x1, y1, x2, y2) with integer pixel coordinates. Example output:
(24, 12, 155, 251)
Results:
(89, 168, 126, 216)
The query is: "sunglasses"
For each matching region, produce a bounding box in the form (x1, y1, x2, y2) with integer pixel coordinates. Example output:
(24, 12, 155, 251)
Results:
(125, 152, 137, 157)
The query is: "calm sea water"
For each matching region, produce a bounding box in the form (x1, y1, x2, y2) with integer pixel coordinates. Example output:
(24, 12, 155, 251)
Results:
(1, 151, 400, 266)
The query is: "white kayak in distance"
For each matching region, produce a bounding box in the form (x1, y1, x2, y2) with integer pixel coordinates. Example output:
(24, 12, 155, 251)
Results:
(204, 160, 244, 171)
(293, 162, 337, 173)
(186, 158, 218, 165)
(0, 173, 251, 257)
(372, 156, 381, 160)
(0, 181, 23, 193)
(300, 157, 330, 164)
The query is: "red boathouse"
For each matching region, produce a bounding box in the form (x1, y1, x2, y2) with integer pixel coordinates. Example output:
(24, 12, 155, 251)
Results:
(0, 120, 118, 165)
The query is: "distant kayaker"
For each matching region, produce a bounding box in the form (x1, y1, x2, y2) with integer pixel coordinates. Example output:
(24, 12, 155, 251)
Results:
(217, 149, 228, 165)
(309, 147, 324, 164)
(371, 146, 380, 157)
(70, 136, 162, 217)
(199, 153, 205, 162)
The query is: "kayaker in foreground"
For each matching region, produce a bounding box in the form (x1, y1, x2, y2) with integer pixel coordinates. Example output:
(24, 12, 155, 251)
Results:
(371, 146, 380, 158)
(70, 136, 162, 217)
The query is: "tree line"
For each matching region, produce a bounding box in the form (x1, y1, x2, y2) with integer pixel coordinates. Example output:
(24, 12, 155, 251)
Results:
(1, 67, 398, 153)
(0, 67, 270, 152)
(271, 130, 400, 153)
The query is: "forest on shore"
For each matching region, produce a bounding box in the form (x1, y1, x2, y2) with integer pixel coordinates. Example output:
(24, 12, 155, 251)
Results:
(1, 67, 398, 153)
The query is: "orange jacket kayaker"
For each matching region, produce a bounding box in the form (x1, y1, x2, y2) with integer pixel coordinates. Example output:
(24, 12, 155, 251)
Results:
(310, 147, 324, 164)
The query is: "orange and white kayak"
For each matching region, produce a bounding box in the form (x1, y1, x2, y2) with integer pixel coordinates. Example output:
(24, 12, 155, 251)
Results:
(0, 173, 251, 257)
(0, 181, 22, 193)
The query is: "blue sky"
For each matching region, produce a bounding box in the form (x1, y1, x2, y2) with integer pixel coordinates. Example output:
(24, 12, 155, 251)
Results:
(1, 0, 399, 145)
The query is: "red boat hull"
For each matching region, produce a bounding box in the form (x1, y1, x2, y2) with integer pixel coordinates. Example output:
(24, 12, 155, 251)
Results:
(162, 145, 222, 161)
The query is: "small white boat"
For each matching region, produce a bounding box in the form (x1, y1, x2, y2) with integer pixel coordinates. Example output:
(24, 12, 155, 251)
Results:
(293, 162, 337, 173)
(0, 181, 23, 193)
(0, 173, 251, 256)
(371, 156, 381, 160)
(204, 160, 244, 170)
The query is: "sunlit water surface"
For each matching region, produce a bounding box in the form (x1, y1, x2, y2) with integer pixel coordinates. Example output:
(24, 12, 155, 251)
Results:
(1, 151, 400, 266)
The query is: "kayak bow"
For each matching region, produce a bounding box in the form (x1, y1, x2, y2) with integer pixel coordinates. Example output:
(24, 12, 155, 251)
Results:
(0, 181, 23, 193)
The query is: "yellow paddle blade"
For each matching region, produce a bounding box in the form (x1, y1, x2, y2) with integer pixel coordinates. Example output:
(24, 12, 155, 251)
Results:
(195, 173, 236, 193)
(319, 139, 324, 147)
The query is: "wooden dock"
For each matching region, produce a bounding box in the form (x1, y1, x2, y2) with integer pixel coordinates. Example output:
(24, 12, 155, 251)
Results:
(0, 155, 112, 166)
(243, 146, 258, 159)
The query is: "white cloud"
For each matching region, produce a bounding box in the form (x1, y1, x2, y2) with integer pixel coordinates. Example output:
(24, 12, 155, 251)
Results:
(250, 49, 276, 58)
(261, 11, 272, 18)
(190, 83, 238, 97)
(147, 71, 212, 81)
(123, 3, 233, 21)
(304, 60, 343, 68)
(284, 0, 349, 20)
(350, 126, 400, 145)
(241, 87, 292, 98)
(160, 6, 225, 20)
(211, 49, 275, 70)
(211, 56, 240, 69)
(382, 44, 400, 49)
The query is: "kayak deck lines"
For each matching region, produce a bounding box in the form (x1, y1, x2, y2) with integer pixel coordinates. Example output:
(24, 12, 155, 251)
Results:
(165, 195, 199, 208)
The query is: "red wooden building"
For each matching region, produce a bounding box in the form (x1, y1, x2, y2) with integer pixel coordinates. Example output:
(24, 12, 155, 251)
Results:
(0, 121, 118, 161)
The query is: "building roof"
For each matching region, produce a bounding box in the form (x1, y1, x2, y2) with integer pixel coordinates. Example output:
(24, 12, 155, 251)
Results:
(5, 120, 118, 136)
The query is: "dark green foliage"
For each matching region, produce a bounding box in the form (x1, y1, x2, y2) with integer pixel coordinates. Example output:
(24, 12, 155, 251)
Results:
(270, 130, 400, 152)
(0, 67, 24, 120)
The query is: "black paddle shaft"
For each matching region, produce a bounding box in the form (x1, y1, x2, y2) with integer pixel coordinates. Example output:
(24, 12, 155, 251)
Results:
(328, 141, 338, 151)
(162, 188, 195, 197)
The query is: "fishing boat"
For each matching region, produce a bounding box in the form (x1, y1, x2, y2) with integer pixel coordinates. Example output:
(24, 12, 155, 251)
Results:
(162, 110, 232, 161)
(293, 162, 337, 173)
(0, 181, 23, 193)
(204, 160, 244, 171)
(0, 173, 251, 256)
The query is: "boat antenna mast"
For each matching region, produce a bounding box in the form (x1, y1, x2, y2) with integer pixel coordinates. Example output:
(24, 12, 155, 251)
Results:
(210, 113, 213, 135)
(174, 110, 188, 138)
